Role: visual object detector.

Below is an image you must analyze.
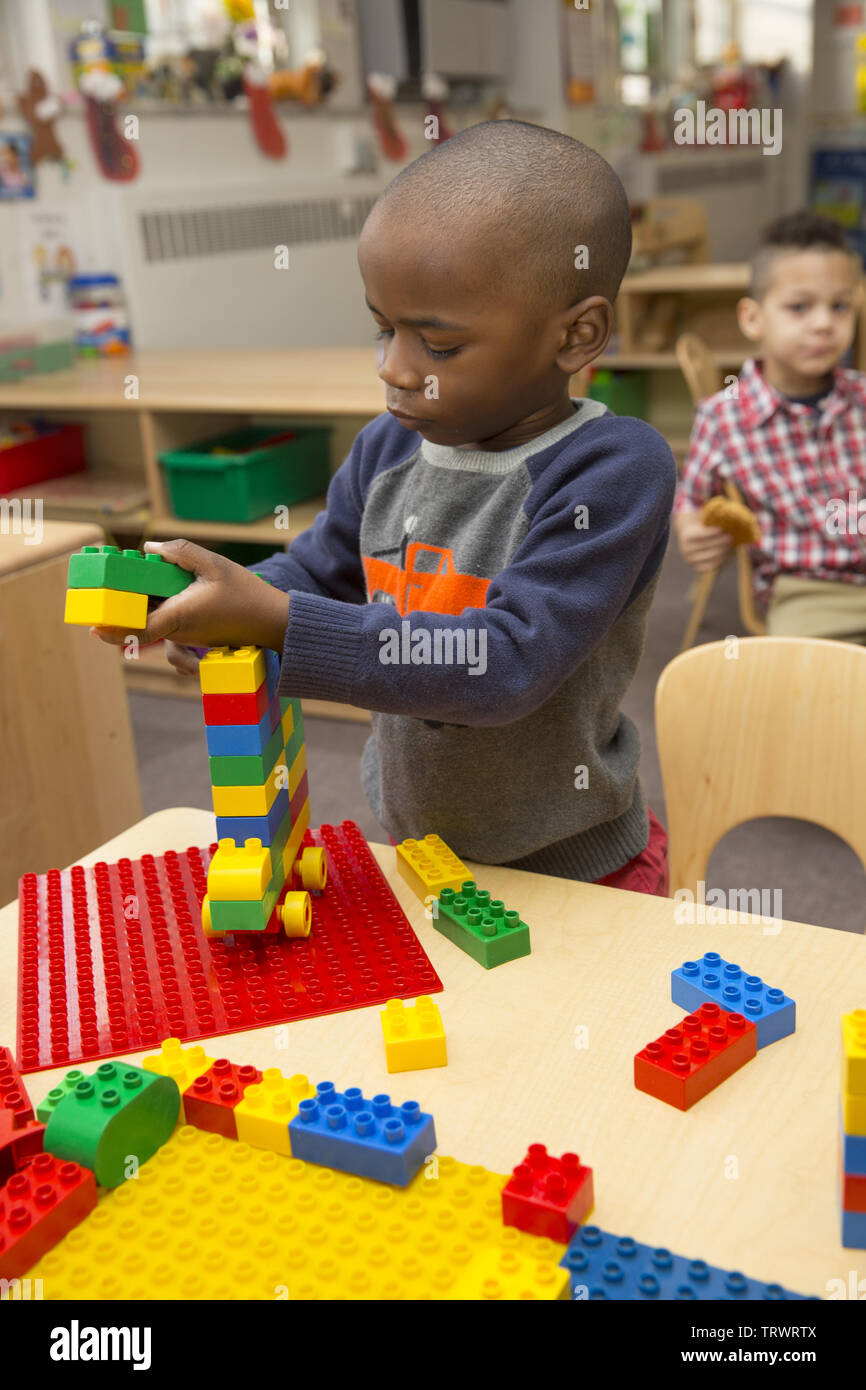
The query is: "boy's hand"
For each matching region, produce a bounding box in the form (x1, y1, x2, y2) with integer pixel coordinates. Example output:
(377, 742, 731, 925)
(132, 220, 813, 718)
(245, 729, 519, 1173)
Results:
(674, 509, 734, 573)
(91, 539, 290, 656)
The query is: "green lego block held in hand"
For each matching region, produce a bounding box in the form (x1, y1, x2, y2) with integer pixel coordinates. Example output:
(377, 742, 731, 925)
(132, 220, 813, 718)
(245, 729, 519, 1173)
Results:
(67, 545, 193, 599)
(433, 880, 531, 969)
(42, 1061, 181, 1188)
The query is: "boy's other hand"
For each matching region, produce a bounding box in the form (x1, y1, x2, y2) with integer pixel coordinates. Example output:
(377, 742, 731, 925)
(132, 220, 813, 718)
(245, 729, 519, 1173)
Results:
(675, 509, 734, 573)
(164, 640, 202, 677)
(90, 539, 290, 654)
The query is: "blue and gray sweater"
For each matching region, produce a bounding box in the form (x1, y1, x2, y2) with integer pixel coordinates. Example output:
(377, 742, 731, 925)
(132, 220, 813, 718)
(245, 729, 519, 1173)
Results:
(255, 400, 676, 880)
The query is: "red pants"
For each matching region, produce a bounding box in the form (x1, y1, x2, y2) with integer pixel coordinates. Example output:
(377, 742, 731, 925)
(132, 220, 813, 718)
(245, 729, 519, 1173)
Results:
(387, 808, 670, 897)
(594, 808, 669, 897)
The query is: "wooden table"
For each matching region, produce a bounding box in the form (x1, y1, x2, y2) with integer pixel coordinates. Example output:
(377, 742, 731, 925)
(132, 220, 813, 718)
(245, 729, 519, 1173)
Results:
(1, 806, 861, 1299)
(0, 522, 142, 904)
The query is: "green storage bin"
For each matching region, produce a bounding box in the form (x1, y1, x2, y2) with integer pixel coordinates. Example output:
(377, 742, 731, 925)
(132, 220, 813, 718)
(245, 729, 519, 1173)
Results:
(159, 424, 331, 522)
(589, 369, 649, 419)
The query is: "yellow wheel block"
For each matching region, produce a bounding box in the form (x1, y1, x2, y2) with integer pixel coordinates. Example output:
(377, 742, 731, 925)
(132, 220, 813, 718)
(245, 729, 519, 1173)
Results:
(280, 891, 312, 937)
(295, 845, 327, 891)
(201, 895, 226, 940)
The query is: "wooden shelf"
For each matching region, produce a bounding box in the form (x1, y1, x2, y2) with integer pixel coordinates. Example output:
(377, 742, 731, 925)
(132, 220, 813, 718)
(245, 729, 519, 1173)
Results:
(2, 471, 149, 517)
(144, 497, 324, 546)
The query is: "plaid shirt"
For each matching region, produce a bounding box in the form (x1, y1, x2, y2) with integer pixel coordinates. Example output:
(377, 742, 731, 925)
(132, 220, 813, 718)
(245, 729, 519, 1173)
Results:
(675, 357, 866, 606)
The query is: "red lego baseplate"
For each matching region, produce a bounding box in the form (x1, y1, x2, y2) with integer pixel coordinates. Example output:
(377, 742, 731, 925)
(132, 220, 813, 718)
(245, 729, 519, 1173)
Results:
(17, 820, 443, 1074)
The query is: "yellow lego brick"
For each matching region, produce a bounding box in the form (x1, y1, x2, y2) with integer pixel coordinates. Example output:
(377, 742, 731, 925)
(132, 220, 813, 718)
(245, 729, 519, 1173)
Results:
(211, 764, 284, 818)
(142, 1038, 214, 1122)
(281, 799, 311, 880)
(234, 1068, 316, 1155)
(395, 834, 470, 903)
(281, 704, 293, 741)
(30, 1129, 564, 1300)
(206, 837, 273, 901)
(447, 1241, 570, 1300)
(199, 645, 266, 695)
(380, 996, 447, 1073)
(843, 1089, 866, 1136)
(843, 1011, 866, 1096)
(287, 744, 306, 799)
(64, 586, 148, 629)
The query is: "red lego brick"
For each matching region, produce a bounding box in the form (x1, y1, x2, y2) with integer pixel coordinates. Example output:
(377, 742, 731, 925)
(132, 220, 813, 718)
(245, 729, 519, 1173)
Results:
(182, 1058, 262, 1137)
(16, 821, 442, 1074)
(201, 680, 270, 727)
(0, 1122, 45, 1186)
(0, 1047, 35, 1133)
(634, 1004, 757, 1111)
(501, 1144, 594, 1243)
(0, 1152, 97, 1279)
(843, 1171, 866, 1212)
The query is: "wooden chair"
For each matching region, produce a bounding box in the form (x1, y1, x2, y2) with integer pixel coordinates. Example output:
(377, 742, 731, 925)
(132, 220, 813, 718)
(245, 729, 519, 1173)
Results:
(656, 636, 866, 897)
(675, 333, 767, 648)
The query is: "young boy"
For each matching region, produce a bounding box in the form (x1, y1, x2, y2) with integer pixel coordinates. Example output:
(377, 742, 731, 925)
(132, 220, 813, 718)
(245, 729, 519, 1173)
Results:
(104, 122, 676, 891)
(676, 211, 866, 641)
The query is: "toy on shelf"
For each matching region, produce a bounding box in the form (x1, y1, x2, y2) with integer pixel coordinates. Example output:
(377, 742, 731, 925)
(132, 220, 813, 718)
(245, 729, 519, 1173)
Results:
(432, 880, 531, 969)
(17, 821, 442, 1074)
(671, 952, 795, 1049)
(634, 1003, 757, 1111)
(268, 48, 339, 106)
(395, 833, 469, 904)
(288, 1081, 436, 1186)
(501, 1144, 594, 1244)
(841, 1010, 866, 1248)
(561, 1225, 814, 1301)
(380, 996, 447, 1073)
(42, 1061, 180, 1188)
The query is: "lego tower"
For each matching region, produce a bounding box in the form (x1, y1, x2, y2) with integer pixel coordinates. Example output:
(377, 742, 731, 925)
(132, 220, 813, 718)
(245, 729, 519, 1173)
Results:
(200, 645, 324, 937)
(841, 1010, 866, 1248)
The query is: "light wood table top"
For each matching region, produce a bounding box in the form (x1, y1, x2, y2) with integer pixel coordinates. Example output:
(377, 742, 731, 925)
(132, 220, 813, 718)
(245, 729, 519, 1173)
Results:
(621, 263, 750, 293)
(1, 807, 862, 1299)
(0, 520, 103, 577)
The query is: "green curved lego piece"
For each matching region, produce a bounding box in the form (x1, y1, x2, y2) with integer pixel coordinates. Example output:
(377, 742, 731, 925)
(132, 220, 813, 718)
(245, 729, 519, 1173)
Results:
(43, 1062, 180, 1188)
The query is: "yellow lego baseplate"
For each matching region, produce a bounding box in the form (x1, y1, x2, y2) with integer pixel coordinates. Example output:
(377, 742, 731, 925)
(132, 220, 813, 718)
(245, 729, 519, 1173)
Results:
(396, 834, 469, 904)
(843, 1011, 866, 1097)
(64, 587, 148, 629)
(380, 996, 447, 1073)
(447, 1245, 570, 1300)
(30, 1128, 566, 1300)
(199, 645, 266, 695)
(207, 837, 273, 902)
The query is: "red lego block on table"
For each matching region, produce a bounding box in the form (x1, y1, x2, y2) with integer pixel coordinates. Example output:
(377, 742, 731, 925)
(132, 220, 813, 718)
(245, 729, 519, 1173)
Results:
(0, 1152, 97, 1279)
(634, 1003, 757, 1111)
(183, 1058, 262, 1138)
(17, 820, 442, 1074)
(501, 1143, 594, 1243)
(843, 1171, 866, 1212)
(0, 1047, 35, 1132)
(0, 1123, 45, 1187)
(201, 680, 270, 727)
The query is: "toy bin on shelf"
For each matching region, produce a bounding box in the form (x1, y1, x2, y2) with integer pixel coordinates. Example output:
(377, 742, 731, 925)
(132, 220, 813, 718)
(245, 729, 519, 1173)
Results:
(0, 422, 86, 493)
(589, 369, 649, 419)
(159, 425, 331, 523)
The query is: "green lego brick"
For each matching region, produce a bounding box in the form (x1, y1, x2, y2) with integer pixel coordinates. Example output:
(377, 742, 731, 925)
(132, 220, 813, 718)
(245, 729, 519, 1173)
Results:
(67, 545, 193, 599)
(284, 720, 305, 768)
(42, 1062, 180, 1188)
(208, 722, 285, 786)
(433, 881, 531, 969)
(209, 878, 281, 932)
(36, 1069, 87, 1123)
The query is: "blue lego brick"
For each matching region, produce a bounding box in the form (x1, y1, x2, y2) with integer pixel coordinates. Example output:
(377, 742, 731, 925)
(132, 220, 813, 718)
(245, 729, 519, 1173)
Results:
(842, 1208, 866, 1248)
(671, 952, 795, 1049)
(264, 647, 280, 697)
(204, 694, 281, 757)
(842, 1111, 866, 1175)
(560, 1226, 816, 1301)
(215, 787, 289, 847)
(287, 1081, 436, 1186)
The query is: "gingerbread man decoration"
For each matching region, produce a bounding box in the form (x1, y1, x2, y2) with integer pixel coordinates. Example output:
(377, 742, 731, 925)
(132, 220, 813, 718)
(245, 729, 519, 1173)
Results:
(17, 69, 66, 166)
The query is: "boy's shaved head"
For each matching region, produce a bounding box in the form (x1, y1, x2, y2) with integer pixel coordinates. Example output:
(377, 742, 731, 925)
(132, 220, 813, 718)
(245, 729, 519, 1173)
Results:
(372, 120, 632, 309)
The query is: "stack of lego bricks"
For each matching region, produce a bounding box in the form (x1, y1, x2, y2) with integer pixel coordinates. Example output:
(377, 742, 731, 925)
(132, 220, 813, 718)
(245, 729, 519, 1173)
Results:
(63, 544, 192, 628)
(841, 1010, 866, 1249)
(201, 646, 311, 936)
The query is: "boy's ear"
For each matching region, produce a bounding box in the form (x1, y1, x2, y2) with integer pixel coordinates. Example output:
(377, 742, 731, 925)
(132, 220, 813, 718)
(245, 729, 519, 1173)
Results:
(737, 295, 763, 343)
(555, 297, 614, 373)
